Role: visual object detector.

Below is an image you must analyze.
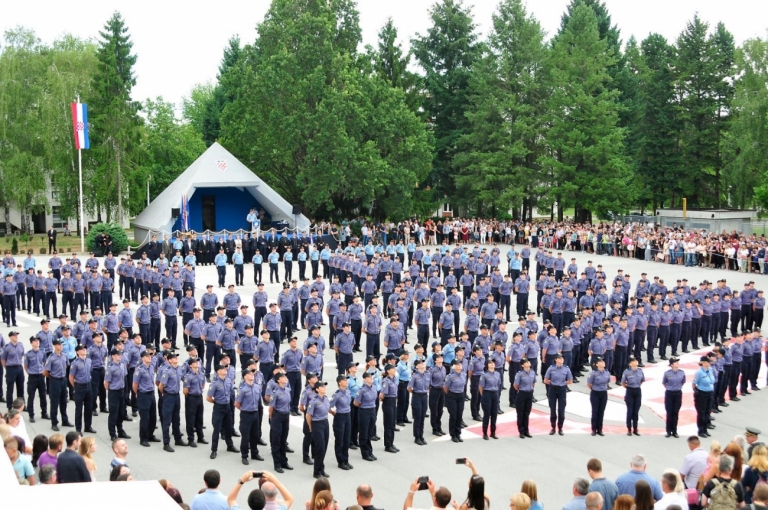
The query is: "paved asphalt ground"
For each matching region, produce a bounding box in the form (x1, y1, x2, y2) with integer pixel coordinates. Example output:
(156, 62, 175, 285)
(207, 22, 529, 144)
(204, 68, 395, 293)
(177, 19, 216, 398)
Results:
(8, 245, 767, 509)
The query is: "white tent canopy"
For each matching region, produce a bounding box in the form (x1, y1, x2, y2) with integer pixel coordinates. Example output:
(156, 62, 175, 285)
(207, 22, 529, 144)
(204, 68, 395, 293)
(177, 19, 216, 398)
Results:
(133, 142, 309, 243)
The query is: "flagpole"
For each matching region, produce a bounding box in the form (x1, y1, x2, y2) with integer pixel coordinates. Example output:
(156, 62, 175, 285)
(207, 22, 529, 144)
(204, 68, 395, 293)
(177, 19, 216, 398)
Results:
(76, 95, 85, 253)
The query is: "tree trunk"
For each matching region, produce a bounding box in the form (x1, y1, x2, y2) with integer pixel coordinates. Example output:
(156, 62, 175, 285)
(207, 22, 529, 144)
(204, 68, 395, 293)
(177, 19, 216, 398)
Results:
(116, 144, 123, 227)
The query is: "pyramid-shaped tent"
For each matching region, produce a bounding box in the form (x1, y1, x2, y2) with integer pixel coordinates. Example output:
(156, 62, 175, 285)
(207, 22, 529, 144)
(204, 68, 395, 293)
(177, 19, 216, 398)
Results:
(133, 142, 309, 243)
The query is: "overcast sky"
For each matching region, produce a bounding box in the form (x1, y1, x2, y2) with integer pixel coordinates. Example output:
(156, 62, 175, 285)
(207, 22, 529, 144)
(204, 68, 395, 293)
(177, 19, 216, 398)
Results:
(3, 0, 767, 109)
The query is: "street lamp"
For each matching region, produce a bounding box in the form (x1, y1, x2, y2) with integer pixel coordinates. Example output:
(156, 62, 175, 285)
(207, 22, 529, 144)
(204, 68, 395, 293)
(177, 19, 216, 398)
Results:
(146, 174, 151, 207)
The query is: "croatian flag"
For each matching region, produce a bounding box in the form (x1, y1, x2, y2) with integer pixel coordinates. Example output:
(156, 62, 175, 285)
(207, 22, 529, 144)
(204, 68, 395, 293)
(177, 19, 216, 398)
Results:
(71, 102, 90, 150)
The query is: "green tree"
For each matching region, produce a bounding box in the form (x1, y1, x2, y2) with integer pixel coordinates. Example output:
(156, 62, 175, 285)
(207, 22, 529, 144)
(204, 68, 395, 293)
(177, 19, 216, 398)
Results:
(141, 97, 206, 204)
(542, 4, 631, 222)
(455, 0, 548, 220)
(181, 82, 214, 138)
(675, 15, 735, 206)
(411, 0, 481, 204)
(635, 33, 683, 211)
(87, 11, 143, 223)
(726, 37, 768, 209)
(220, 0, 430, 220)
(372, 18, 422, 114)
(201, 37, 242, 147)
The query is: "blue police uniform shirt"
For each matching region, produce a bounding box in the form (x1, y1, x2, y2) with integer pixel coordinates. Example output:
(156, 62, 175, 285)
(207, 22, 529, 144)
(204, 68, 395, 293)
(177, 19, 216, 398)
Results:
(354, 383, 378, 409)
(236, 380, 261, 412)
(326, 387, 350, 413)
(622, 368, 645, 388)
(132, 363, 156, 393)
(693, 367, 715, 392)
(444, 371, 467, 393)
(23, 349, 45, 375)
(662, 369, 686, 391)
(269, 385, 291, 413)
(159, 365, 182, 393)
(70, 357, 92, 384)
(45, 351, 69, 378)
(514, 368, 536, 391)
(181, 367, 205, 394)
(587, 369, 611, 391)
(105, 361, 127, 390)
(545, 364, 573, 386)
(480, 371, 501, 391)
(1, 342, 24, 366)
(208, 375, 233, 404)
(307, 395, 331, 421)
(408, 371, 430, 393)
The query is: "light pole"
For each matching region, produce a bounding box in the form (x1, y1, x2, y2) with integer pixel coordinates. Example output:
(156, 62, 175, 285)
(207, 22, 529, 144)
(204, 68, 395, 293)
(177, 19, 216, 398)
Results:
(146, 174, 151, 207)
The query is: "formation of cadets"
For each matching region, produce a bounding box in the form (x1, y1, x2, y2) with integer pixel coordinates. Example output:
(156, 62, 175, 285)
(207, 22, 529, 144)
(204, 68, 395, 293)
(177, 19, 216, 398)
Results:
(1, 238, 767, 480)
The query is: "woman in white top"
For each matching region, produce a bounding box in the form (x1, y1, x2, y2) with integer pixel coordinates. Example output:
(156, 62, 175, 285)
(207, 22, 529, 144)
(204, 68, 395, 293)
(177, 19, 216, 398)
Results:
(6, 409, 32, 454)
(78, 436, 98, 481)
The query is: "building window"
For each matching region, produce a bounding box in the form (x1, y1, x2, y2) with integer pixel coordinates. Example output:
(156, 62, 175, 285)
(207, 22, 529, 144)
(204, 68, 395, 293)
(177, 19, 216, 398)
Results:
(52, 206, 66, 229)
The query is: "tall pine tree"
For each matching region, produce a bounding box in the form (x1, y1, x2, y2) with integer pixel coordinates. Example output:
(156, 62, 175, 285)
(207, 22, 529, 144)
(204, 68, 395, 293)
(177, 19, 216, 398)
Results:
(543, 4, 631, 222)
(455, 0, 548, 219)
(373, 19, 421, 114)
(412, 0, 481, 205)
(88, 11, 143, 223)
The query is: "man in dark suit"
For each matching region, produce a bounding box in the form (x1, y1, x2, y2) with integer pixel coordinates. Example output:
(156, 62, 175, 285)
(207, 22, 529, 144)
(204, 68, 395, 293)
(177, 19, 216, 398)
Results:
(162, 235, 173, 259)
(57, 431, 91, 483)
(197, 235, 209, 266)
(184, 234, 197, 258)
(48, 226, 57, 253)
(147, 235, 159, 262)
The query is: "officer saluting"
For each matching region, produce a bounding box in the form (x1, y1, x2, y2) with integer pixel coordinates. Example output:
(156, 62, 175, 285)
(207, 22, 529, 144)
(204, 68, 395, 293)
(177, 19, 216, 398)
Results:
(661, 357, 685, 438)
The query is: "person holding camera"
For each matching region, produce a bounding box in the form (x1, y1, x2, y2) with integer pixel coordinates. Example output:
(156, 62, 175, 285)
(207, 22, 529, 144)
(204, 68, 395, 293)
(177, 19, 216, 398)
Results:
(227, 470, 294, 510)
(403, 476, 454, 510)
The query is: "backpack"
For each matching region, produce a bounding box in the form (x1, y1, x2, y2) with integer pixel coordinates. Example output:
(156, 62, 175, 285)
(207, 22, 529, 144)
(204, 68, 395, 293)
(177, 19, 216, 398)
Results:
(708, 478, 738, 510)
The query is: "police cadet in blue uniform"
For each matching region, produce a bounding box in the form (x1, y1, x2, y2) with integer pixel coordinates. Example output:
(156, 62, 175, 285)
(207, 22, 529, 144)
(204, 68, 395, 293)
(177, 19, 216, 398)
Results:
(408, 358, 429, 446)
(88, 332, 108, 414)
(444, 359, 467, 443)
(334, 323, 355, 378)
(662, 356, 685, 438)
(428, 352, 446, 436)
(587, 357, 610, 436)
(544, 353, 572, 436)
(307, 380, 332, 478)
(236, 365, 263, 464)
(354, 370, 378, 461)
(69, 344, 96, 434)
(43, 338, 72, 431)
(159, 352, 187, 451)
(104, 347, 130, 441)
(268, 372, 293, 472)
(133, 350, 161, 446)
(621, 356, 645, 436)
(207, 363, 239, 459)
(2, 331, 24, 406)
(215, 248, 228, 287)
(379, 363, 399, 453)
(330, 374, 353, 470)
(23, 336, 47, 422)
(480, 358, 501, 440)
(182, 356, 207, 447)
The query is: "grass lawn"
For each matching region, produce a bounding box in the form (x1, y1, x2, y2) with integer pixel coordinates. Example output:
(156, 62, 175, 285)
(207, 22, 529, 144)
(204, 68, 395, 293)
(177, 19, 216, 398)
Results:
(0, 229, 135, 255)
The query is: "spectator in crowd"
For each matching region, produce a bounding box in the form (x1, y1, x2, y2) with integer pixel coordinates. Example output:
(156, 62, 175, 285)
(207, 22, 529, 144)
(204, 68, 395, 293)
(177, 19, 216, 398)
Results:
(751, 485, 768, 510)
(168, 488, 185, 505)
(4, 436, 35, 485)
(109, 465, 130, 481)
(116, 473, 133, 481)
(311, 491, 334, 510)
(613, 495, 635, 510)
(743, 445, 768, 504)
(307, 478, 333, 510)
(458, 458, 490, 510)
(39, 464, 57, 485)
(615, 454, 663, 501)
(110, 439, 130, 471)
(191, 469, 229, 510)
(587, 458, 619, 510)
(78, 436, 98, 481)
(31, 434, 48, 468)
(355, 485, 380, 510)
(654, 472, 688, 510)
(563, 478, 590, 510)
(701, 454, 744, 508)
(512, 493, 533, 510)
(680, 436, 709, 490)
(403, 477, 452, 510)
(57, 431, 91, 483)
(704, 442, 745, 484)
(5, 408, 31, 453)
(584, 493, 602, 510)
(521, 480, 543, 510)
(260, 471, 294, 510)
(37, 433, 63, 477)
(634, 481, 654, 510)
